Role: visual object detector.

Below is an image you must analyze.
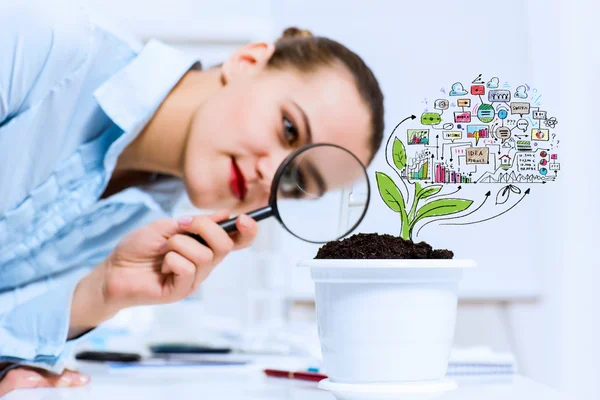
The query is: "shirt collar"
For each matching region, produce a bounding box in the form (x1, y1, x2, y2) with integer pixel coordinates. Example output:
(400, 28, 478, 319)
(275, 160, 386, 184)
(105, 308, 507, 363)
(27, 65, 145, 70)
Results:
(93, 39, 201, 133)
(92, 39, 201, 173)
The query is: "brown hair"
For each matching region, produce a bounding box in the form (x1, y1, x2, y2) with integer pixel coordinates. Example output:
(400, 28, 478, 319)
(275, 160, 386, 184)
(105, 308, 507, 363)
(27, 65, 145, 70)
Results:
(268, 27, 384, 164)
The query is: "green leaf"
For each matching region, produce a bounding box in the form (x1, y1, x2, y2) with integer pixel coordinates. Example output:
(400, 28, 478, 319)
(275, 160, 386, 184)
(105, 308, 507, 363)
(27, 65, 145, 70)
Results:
(392, 138, 407, 171)
(375, 172, 405, 213)
(414, 181, 423, 196)
(413, 198, 473, 225)
(416, 185, 443, 200)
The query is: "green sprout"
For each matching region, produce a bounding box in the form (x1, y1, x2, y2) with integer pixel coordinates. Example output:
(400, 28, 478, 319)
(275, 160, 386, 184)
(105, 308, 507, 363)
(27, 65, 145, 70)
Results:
(376, 136, 473, 241)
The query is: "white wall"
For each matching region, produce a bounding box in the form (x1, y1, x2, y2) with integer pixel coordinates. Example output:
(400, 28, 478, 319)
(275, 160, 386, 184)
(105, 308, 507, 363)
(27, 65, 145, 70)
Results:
(502, 0, 563, 386)
(498, 2, 600, 397)
(555, 0, 600, 398)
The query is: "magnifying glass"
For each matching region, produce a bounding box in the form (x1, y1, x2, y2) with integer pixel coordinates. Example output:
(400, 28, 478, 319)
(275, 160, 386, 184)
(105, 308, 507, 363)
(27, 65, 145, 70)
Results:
(187, 143, 370, 244)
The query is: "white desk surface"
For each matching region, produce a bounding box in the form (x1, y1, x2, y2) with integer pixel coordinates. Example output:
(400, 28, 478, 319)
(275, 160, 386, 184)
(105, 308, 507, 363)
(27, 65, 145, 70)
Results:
(5, 359, 570, 400)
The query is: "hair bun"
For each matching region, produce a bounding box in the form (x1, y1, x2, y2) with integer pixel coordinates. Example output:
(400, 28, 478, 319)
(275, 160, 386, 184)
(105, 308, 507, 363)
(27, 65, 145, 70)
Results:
(280, 27, 313, 40)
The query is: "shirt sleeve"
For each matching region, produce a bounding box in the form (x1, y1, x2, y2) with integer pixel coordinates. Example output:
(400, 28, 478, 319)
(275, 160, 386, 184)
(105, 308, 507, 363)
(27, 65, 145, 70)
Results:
(0, 266, 93, 374)
(0, 0, 91, 126)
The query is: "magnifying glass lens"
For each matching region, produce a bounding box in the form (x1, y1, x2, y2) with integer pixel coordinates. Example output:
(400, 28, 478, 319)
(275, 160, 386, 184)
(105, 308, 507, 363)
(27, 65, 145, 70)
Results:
(274, 145, 369, 243)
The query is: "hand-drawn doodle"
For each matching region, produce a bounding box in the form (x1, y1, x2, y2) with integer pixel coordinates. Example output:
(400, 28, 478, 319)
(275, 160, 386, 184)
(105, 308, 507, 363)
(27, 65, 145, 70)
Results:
(454, 111, 471, 123)
(471, 85, 485, 95)
(449, 82, 468, 96)
(488, 90, 511, 103)
(499, 154, 512, 169)
(544, 116, 558, 128)
(511, 102, 531, 116)
(457, 98, 471, 107)
(496, 126, 511, 143)
(517, 118, 529, 131)
(421, 112, 442, 125)
(496, 184, 521, 205)
(375, 75, 560, 239)
(407, 129, 430, 145)
(515, 85, 528, 99)
(487, 77, 500, 88)
(467, 125, 489, 145)
(476, 104, 495, 123)
(434, 99, 449, 110)
(472, 74, 484, 84)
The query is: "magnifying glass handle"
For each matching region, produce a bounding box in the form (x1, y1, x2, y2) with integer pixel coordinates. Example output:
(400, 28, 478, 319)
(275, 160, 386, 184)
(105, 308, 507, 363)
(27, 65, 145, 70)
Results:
(186, 206, 274, 246)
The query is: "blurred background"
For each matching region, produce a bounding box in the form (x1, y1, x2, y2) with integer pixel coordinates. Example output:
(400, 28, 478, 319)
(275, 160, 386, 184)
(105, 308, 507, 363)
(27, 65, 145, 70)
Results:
(81, 0, 598, 398)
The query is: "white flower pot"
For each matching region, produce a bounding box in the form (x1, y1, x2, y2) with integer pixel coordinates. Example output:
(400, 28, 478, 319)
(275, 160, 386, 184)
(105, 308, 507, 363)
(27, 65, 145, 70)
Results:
(298, 259, 475, 384)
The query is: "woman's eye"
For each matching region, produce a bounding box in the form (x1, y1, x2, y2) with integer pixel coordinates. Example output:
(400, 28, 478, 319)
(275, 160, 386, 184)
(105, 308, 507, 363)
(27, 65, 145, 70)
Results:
(279, 165, 305, 199)
(283, 117, 299, 146)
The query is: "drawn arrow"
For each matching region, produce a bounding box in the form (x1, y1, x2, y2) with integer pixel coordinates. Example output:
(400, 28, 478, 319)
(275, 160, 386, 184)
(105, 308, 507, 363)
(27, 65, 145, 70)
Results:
(428, 185, 462, 200)
(431, 154, 435, 180)
(384, 115, 416, 193)
(416, 190, 490, 237)
(385, 115, 416, 172)
(441, 188, 530, 226)
(436, 135, 440, 160)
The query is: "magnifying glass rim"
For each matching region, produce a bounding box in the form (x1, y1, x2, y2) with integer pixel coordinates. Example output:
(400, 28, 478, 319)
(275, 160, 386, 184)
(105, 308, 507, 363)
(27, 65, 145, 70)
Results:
(269, 143, 371, 244)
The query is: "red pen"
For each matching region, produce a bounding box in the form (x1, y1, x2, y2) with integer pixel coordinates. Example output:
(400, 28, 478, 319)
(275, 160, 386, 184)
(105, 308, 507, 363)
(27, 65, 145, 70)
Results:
(263, 368, 328, 382)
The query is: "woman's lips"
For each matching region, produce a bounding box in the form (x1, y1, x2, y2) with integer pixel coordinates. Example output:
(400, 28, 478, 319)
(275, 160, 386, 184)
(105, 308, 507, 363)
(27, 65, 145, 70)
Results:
(229, 158, 247, 201)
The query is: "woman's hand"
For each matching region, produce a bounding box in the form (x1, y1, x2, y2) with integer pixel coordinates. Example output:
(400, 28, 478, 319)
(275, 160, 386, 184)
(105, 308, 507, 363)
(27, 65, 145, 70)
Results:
(0, 365, 90, 397)
(69, 211, 257, 335)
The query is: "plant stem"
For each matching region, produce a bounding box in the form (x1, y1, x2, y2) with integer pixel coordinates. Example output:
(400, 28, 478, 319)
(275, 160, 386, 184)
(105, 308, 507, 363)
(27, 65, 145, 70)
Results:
(408, 183, 420, 222)
(400, 210, 410, 240)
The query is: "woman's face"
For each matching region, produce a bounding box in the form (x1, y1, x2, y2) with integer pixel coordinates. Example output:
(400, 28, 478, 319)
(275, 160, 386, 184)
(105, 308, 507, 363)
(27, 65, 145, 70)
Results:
(183, 51, 372, 214)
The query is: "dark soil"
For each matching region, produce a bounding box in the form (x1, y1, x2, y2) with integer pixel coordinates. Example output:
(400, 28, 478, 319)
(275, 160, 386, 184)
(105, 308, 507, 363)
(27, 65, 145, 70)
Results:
(314, 233, 453, 259)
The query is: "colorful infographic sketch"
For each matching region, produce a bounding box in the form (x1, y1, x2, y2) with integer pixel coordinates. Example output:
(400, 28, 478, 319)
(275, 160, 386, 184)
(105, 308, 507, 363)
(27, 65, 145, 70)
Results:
(376, 74, 560, 240)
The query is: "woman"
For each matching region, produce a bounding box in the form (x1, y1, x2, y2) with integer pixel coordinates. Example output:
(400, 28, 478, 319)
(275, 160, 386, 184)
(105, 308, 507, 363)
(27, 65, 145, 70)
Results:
(0, 0, 384, 394)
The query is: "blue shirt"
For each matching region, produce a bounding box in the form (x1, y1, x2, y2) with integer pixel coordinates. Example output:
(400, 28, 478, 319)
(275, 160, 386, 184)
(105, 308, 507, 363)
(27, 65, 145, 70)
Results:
(0, 0, 200, 373)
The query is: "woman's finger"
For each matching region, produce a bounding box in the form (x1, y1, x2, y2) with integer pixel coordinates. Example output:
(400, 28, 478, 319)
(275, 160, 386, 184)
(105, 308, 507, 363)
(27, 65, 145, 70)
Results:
(0, 368, 49, 396)
(0, 367, 90, 396)
(147, 211, 230, 254)
(161, 251, 196, 302)
(178, 215, 235, 266)
(44, 369, 90, 388)
(165, 234, 214, 289)
(207, 209, 231, 223)
(230, 214, 258, 250)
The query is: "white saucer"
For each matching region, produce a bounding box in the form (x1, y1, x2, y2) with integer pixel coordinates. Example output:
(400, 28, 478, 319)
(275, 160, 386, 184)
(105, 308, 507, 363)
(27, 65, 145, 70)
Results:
(317, 378, 458, 400)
